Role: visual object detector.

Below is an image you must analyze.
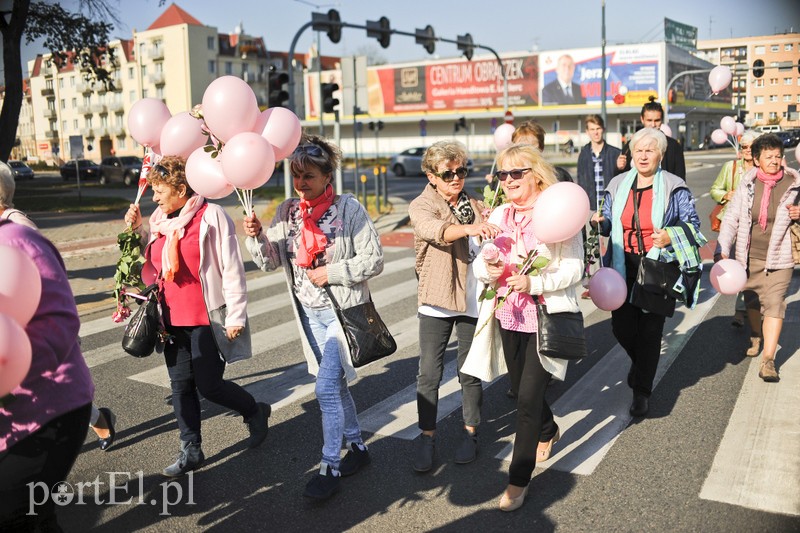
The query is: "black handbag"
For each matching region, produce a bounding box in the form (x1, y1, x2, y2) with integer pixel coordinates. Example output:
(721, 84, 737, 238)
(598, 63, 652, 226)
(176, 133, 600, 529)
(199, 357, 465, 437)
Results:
(628, 184, 678, 317)
(535, 297, 587, 360)
(121, 284, 162, 358)
(324, 287, 397, 368)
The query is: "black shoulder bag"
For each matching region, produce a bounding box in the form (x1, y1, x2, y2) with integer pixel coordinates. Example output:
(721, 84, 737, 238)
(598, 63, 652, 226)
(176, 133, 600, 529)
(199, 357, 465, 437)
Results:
(324, 286, 397, 368)
(628, 184, 680, 317)
(535, 296, 587, 361)
(121, 283, 163, 358)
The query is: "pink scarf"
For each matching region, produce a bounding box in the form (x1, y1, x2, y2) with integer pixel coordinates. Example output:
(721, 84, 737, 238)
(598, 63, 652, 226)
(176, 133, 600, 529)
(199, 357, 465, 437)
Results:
(148, 194, 205, 281)
(756, 168, 783, 231)
(295, 185, 334, 268)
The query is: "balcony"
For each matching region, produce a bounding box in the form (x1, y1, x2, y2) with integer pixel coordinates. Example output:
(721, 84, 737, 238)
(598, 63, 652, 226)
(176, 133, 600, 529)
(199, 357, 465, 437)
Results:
(41, 87, 55, 97)
(149, 72, 166, 85)
(81, 127, 95, 138)
(93, 126, 108, 138)
(91, 104, 107, 114)
(107, 100, 124, 113)
(76, 81, 92, 93)
(149, 47, 164, 60)
(242, 71, 264, 83)
(107, 124, 125, 137)
(44, 130, 59, 140)
(77, 105, 92, 115)
(42, 108, 57, 119)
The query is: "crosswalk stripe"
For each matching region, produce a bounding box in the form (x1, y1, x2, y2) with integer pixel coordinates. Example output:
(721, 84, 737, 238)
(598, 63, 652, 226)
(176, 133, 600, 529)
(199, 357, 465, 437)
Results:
(699, 274, 800, 516)
(494, 285, 721, 474)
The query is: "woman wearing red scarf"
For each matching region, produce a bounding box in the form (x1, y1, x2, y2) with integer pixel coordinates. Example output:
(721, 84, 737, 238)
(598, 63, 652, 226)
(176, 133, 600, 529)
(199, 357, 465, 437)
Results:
(124, 156, 270, 478)
(718, 134, 800, 382)
(242, 135, 383, 501)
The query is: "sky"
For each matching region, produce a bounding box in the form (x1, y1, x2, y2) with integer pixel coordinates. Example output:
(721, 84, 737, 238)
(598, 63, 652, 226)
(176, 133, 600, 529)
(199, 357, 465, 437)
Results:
(14, 0, 800, 72)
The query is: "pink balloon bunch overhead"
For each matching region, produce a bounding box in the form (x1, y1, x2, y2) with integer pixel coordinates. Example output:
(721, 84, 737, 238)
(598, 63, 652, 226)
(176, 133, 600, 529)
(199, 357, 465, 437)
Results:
(708, 66, 732, 94)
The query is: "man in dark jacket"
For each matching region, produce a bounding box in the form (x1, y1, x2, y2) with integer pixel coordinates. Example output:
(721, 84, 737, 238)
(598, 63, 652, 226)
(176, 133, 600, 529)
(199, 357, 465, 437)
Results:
(617, 97, 686, 180)
(577, 114, 622, 211)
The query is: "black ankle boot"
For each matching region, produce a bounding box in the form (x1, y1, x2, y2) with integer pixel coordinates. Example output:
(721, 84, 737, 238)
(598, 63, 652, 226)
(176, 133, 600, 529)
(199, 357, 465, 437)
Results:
(163, 441, 204, 477)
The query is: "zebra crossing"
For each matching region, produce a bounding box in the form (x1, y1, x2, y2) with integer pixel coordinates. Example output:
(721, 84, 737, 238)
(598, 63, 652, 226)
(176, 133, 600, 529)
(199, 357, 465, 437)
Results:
(78, 246, 800, 517)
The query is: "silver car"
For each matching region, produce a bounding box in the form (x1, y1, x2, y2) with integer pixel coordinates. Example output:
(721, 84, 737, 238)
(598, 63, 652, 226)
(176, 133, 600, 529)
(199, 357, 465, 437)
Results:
(390, 147, 474, 177)
(8, 160, 34, 180)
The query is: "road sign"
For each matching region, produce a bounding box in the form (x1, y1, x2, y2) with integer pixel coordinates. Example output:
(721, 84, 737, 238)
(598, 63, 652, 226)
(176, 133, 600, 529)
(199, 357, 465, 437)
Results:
(504, 110, 514, 124)
(69, 135, 84, 159)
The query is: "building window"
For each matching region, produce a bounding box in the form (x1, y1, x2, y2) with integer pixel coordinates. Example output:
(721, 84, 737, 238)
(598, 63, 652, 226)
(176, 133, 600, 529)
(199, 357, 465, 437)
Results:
(754, 112, 763, 120)
(225, 62, 232, 75)
(769, 112, 777, 119)
(118, 138, 126, 149)
(207, 36, 215, 50)
(770, 44, 779, 52)
(83, 95, 91, 106)
(785, 78, 793, 85)
(754, 45, 765, 54)
(754, 96, 764, 104)
(142, 89, 148, 98)
(755, 79, 764, 87)
(60, 99, 66, 109)
(128, 66, 134, 79)
(61, 120, 67, 131)
(129, 90, 136, 103)
(86, 117, 93, 128)
(739, 96, 746, 106)
(140, 65, 148, 78)
(769, 78, 778, 85)
(156, 87, 164, 100)
(208, 60, 216, 73)
(70, 76, 75, 87)
(785, 43, 793, 51)
(784, 94, 792, 102)
(71, 97, 77, 108)
(769, 95, 777, 102)
(73, 119, 78, 129)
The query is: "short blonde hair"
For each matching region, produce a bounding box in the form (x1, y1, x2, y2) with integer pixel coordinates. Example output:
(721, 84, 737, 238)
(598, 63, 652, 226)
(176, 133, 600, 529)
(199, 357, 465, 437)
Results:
(421, 140, 468, 175)
(495, 143, 558, 191)
(0, 162, 16, 209)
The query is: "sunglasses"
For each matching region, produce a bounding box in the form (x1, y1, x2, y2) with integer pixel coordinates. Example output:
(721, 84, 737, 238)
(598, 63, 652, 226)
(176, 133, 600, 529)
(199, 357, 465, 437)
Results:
(293, 144, 324, 157)
(150, 164, 169, 179)
(433, 166, 469, 182)
(494, 168, 531, 181)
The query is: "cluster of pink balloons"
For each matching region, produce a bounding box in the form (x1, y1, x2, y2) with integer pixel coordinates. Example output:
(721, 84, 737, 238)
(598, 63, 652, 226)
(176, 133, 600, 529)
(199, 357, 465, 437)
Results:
(0, 245, 42, 396)
(710, 259, 747, 295)
(531, 182, 590, 244)
(127, 75, 303, 200)
(710, 116, 745, 148)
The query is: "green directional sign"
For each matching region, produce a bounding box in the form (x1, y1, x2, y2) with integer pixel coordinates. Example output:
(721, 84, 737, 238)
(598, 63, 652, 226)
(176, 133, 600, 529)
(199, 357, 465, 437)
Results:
(665, 18, 697, 51)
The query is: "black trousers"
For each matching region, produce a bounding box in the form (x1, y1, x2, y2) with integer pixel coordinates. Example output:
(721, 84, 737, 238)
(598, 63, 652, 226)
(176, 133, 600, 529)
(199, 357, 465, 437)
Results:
(0, 403, 92, 532)
(498, 325, 555, 488)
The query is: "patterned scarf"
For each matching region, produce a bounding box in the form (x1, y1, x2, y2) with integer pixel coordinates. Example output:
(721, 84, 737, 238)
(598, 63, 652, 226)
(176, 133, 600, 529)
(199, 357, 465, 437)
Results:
(295, 184, 335, 268)
(148, 194, 205, 282)
(447, 191, 475, 225)
(755, 168, 784, 232)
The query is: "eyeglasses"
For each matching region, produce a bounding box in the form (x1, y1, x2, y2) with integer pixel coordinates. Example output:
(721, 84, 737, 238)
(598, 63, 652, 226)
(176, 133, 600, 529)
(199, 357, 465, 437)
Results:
(293, 144, 324, 157)
(740, 145, 751, 150)
(433, 167, 469, 182)
(494, 168, 531, 181)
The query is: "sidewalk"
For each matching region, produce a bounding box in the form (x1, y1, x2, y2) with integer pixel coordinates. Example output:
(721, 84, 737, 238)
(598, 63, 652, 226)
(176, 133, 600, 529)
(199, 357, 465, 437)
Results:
(34, 195, 410, 316)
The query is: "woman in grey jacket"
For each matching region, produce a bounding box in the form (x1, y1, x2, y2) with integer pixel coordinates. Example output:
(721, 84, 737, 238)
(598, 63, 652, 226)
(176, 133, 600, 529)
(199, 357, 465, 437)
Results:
(243, 135, 383, 501)
(717, 133, 800, 382)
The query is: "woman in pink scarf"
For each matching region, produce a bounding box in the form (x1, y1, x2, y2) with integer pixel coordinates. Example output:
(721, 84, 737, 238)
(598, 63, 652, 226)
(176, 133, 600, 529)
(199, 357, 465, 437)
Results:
(718, 134, 800, 382)
(124, 156, 270, 478)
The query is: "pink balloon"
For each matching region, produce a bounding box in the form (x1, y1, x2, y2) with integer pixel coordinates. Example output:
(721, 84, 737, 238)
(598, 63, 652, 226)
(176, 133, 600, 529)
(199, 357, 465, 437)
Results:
(221, 132, 276, 190)
(720, 116, 737, 136)
(493, 124, 515, 151)
(735, 123, 745, 137)
(711, 129, 728, 145)
(589, 268, 628, 311)
(185, 146, 235, 200)
(159, 112, 208, 159)
(531, 182, 590, 243)
(708, 65, 732, 93)
(0, 313, 32, 396)
(659, 124, 673, 138)
(128, 98, 172, 148)
(0, 245, 42, 327)
(710, 259, 747, 295)
(201, 76, 259, 143)
(255, 108, 303, 161)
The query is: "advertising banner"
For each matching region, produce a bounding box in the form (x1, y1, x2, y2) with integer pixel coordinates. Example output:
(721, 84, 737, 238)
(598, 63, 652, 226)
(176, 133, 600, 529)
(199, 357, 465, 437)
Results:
(664, 18, 698, 52)
(667, 61, 731, 108)
(540, 44, 661, 108)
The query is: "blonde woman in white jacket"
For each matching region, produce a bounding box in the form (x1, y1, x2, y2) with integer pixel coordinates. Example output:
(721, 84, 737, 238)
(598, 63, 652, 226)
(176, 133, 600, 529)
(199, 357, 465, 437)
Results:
(462, 144, 583, 512)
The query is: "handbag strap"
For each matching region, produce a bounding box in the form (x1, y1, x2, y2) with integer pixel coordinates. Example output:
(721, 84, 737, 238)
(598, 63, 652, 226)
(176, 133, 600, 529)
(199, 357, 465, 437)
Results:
(323, 285, 343, 312)
(631, 181, 648, 257)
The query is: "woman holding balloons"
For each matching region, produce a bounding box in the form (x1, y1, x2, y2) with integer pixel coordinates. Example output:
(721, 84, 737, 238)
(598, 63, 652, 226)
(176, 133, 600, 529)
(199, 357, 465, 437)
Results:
(717, 133, 800, 382)
(0, 220, 94, 531)
(242, 134, 383, 501)
(467, 143, 585, 511)
(124, 155, 270, 478)
(592, 127, 701, 417)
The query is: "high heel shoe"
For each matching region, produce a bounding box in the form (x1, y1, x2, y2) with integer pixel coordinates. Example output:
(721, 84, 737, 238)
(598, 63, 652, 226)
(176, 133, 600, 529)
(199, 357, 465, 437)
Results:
(536, 428, 561, 462)
(498, 485, 529, 512)
(97, 407, 116, 451)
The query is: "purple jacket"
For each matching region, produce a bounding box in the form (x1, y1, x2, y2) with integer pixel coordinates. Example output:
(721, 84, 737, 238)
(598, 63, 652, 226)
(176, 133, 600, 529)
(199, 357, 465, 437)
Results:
(718, 167, 800, 270)
(0, 220, 94, 452)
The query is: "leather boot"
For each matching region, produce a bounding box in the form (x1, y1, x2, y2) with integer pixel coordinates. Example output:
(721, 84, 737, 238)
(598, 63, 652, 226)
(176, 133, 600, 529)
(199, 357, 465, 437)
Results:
(163, 441, 204, 478)
(745, 337, 761, 357)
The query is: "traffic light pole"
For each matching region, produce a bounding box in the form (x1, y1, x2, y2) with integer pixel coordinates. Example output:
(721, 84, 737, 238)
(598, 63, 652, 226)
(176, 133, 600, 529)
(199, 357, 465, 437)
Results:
(663, 68, 713, 123)
(317, 31, 324, 135)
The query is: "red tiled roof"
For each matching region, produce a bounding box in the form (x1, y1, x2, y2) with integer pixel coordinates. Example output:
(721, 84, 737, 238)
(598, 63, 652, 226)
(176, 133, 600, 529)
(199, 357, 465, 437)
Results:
(147, 3, 203, 30)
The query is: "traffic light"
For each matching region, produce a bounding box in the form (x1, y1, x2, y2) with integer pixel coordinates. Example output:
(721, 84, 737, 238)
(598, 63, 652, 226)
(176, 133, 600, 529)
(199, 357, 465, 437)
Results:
(797, 58, 800, 74)
(454, 117, 467, 132)
(367, 16, 391, 49)
(415, 25, 436, 55)
(457, 33, 474, 61)
(311, 9, 342, 44)
(368, 121, 385, 132)
(268, 66, 289, 108)
(321, 82, 339, 113)
(753, 59, 765, 79)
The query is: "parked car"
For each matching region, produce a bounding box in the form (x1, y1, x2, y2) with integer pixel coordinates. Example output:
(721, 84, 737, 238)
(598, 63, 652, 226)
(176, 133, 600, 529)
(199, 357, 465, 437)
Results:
(775, 130, 799, 148)
(390, 147, 474, 177)
(60, 159, 100, 181)
(99, 155, 142, 186)
(8, 160, 34, 180)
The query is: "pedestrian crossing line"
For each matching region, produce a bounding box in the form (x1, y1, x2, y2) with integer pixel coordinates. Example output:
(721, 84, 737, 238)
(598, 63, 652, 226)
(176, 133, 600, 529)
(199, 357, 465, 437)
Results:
(495, 287, 721, 475)
(699, 275, 800, 516)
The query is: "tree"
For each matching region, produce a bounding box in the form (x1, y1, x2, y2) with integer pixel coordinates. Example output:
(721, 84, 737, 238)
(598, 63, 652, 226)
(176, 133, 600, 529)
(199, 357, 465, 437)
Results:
(0, 0, 164, 161)
(353, 44, 387, 66)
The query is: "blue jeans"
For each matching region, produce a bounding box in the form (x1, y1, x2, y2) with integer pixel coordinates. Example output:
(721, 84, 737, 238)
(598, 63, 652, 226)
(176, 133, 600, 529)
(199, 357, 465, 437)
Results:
(298, 304, 363, 470)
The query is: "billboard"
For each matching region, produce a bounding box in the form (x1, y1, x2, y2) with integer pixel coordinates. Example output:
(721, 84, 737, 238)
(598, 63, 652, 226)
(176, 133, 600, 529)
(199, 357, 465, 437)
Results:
(664, 18, 698, 51)
(667, 61, 731, 108)
(540, 44, 661, 108)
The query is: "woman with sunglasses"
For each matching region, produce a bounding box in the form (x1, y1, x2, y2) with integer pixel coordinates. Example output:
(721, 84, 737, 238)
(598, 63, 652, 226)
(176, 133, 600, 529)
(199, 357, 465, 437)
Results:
(242, 135, 383, 501)
(710, 130, 761, 329)
(408, 140, 500, 473)
(469, 144, 583, 511)
(124, 156, 270, 478)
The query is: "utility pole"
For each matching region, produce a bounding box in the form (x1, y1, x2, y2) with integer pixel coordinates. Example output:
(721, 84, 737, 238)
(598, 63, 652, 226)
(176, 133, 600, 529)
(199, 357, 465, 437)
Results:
(601, 0, 607, 127)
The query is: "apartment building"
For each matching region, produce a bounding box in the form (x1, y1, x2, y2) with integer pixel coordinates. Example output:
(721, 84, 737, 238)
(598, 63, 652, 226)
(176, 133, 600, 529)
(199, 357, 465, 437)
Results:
(697, 32, 800, 129)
